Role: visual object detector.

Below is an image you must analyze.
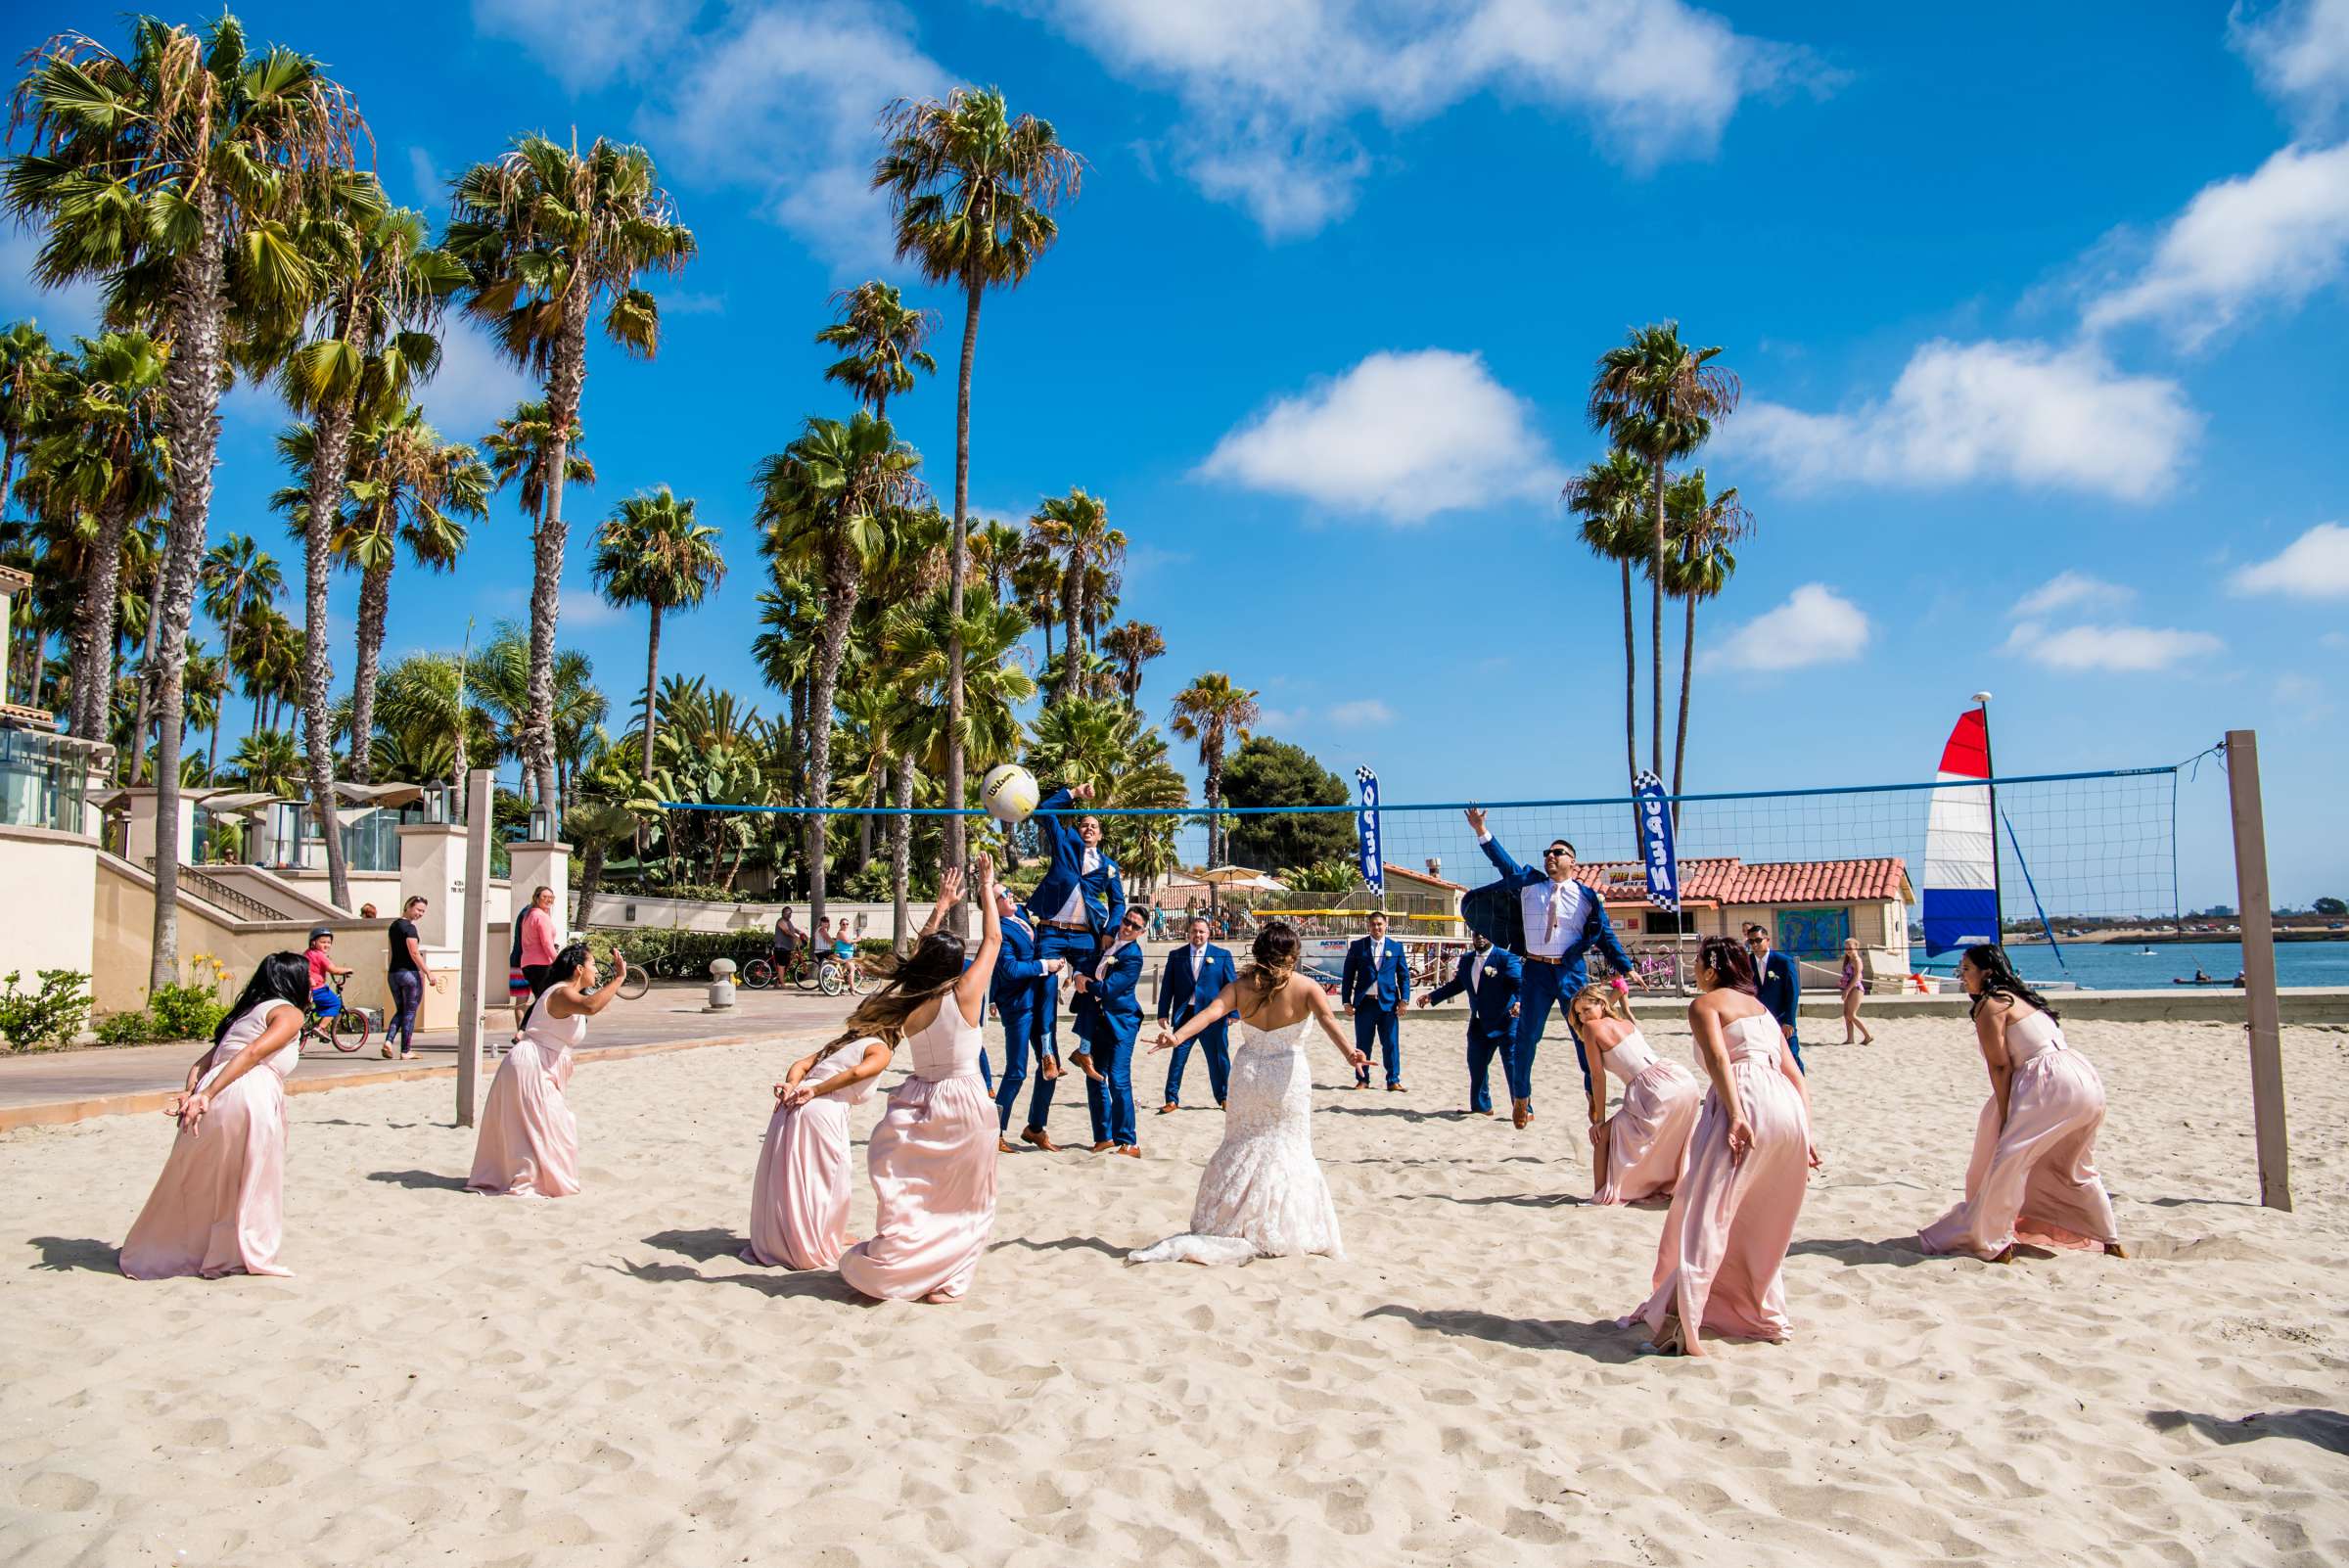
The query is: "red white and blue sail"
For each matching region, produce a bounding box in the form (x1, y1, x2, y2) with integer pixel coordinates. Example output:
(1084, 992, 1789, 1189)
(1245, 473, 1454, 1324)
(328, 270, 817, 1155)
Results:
(1922, 710, 1998, 956)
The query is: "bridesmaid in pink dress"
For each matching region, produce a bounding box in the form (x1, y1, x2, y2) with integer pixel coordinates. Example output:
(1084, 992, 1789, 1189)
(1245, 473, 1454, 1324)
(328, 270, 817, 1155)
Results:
(1629, 937, 1819, 1356)
(1572, 985, 1701, 1205)
(743, 1034, 890, 1269)
(1919, 945, 2125, 1261)
(469, 944, 629, 1198)
(839, 855, 1006, 1304)
(121, 953, 313, 1279)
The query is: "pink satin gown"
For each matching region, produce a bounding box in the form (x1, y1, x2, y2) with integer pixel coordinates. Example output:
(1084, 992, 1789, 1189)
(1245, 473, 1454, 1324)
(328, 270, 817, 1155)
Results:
(468, 1000, 582, 1198)
(1919, 1009, 2117, 1257)
(1631, 1012, 1811, 1343)
(744, 1040, 880, 1269)
(120, 998, 302, 1279)
(1592, 1029, 1702, 1206)
(838, 997, 997, 1303)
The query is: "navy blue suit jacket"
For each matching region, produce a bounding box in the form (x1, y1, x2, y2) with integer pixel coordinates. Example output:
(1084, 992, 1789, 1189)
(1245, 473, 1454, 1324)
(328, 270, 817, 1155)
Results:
(1073, 941, 1145, 1042)
(1756, 950, 1800, 1039)
(1157, 943, 1237, 1026)
(1473, 835, 1635, 981)
(1342, 936, 1412, 1010)
(1023, 787, 1127, 937)
(1425, 947, 1522, 1035)
(990, 911, 1047, 1021)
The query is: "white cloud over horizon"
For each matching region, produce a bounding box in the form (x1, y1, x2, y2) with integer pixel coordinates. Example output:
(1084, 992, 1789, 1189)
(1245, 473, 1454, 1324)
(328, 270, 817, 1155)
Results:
(1730, 338, 2199, 501)
(2082, 139, 2349, 349)
(2232, 0, 2349, 131)
(2004, 620, 2223, 672)
(2230, 520, 2349, 597)
(1327, 698, 1395, 727)
(1197, 349, 1564, 523)
(997, 0, 1823, 237)
(1698, 582, 1871, 671)
(410, 317, 538, 441)
(2013, 572, 2133, 619)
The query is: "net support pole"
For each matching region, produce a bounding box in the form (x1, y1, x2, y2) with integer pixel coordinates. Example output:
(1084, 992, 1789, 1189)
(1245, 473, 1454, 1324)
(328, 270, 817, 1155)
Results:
(454, 767, 493, 1130)
(2223, 730, 2291, 1213)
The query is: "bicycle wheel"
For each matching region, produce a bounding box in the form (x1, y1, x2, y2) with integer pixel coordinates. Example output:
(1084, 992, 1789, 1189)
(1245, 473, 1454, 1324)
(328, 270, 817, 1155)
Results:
(739, 957, 774, 990)
(615, 968, 650, 1000)
(817, 960, 845, 997)
(330, 1010, 370, 1053)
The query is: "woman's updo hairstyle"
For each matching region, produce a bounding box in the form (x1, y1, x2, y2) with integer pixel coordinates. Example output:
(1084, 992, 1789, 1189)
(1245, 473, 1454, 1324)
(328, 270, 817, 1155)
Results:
(1697, 935, 1760, 995)
(1245, 920, 1302, 997)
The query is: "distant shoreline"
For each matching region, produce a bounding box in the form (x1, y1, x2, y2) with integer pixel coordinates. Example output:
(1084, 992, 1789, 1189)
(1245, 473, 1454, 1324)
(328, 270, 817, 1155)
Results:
(2004, 930, 2348, 946)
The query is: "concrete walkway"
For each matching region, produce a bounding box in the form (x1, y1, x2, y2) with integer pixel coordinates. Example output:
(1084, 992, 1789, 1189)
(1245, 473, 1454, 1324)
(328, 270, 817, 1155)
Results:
(0, 984, 852, 1131)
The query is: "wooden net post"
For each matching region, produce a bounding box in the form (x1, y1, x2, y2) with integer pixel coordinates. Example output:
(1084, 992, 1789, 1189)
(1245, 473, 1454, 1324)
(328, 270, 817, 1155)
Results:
(455, 768, 493, 1130)
(2223, 730, 2291, 1212)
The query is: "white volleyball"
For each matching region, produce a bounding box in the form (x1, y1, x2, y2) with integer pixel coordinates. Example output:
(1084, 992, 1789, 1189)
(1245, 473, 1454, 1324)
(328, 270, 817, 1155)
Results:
(981, 763, 1041, 824)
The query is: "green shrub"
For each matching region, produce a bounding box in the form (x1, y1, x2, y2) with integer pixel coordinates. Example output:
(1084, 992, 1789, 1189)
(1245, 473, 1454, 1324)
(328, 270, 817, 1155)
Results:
(0, 969, 94, 1051)
(95, 1009, 161, 1045)
(149, 981, 228, 1042)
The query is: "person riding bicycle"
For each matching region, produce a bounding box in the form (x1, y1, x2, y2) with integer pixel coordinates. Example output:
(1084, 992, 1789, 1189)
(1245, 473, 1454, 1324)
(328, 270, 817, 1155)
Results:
(305, 927, 351, 1019)
(772, 907, 806, 979)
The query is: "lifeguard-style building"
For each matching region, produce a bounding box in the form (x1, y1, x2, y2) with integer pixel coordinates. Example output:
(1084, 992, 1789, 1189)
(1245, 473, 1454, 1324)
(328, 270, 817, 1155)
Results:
(1578, 855, 1915, 982)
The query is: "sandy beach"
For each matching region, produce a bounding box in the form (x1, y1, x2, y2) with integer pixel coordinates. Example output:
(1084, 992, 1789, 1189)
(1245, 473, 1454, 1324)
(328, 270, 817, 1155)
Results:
(3, 1011, 2344, 1567)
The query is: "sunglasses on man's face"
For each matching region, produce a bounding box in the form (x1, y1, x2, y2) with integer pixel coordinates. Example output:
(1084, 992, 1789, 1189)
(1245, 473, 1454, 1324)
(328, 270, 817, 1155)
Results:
(1543, 848, 1573, 858)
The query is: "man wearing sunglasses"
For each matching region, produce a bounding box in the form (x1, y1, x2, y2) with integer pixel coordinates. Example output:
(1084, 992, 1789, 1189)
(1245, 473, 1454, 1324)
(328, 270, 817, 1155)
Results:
(1462, 807, 1641, 1130)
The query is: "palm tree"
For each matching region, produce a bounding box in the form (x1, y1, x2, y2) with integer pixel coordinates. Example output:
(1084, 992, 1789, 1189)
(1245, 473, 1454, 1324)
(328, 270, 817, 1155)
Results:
(591, 486, 724, 775)
(15, 331, 171, 742)
(182, 643, 226, 781)
(875, 87, 1083, 890)
(0, 321, 55, 516)
(1661, 469, 1751, 801)
(1101, 621, 1166, 704)
(1588, 323, 1739, 778)
(547, 648, 606, 818)
(447, 134, 695, 810)
(1025, 694, 1187, 886)
(480, 397, 596, 521)
(1169, 672, 1261, 868)
(754, 411, 924, 932)
(336, 406, 486, 780)
(751, 573, 823, 808)
(1562, 448, 1652, 787)
(971, 519, 1024, 604)
(375, 650, 498, 790)
(10, 15, 361, 989)
(229, 727, 301, 797)
(1029, 486, 1122, 704)
(278, 185, 463, 903)
(1011, 532, 1061, 666)
(199, 532, 282, 769)
(814, 280, 937, 420)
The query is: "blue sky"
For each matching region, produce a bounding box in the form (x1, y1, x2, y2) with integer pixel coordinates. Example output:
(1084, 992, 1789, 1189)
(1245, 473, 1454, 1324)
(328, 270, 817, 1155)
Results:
(6, 0, 2347, 908)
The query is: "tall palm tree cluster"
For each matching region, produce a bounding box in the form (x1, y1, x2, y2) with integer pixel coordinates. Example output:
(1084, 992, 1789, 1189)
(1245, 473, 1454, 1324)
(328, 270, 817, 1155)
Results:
(1568, 322, 1754, 802)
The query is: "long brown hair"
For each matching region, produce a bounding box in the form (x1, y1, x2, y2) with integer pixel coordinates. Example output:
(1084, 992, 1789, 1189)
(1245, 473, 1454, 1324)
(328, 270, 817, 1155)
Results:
(1697, 935, 1759, 995)
(808, 931, 965, 1064)
(1244, 919, 1302, 999)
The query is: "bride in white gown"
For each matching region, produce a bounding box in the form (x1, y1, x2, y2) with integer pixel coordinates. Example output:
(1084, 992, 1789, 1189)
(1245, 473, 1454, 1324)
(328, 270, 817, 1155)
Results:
(1129, 922, 1368, 1266)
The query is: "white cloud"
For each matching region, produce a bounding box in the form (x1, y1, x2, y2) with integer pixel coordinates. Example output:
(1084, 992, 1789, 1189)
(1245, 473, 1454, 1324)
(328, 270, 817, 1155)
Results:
(559, 586, 625, 629)
(2013, 572, 2133, 619)
(2232, 0, 2349, 130)
(2004, 620, 2223, 672)
(406, 147, 444, 210)
(1198, 349, 1564, 523)
(1253, 706, 1310, 734)
(1327, 698, 1394, 727)
(471, 0, 687, 91)
(410, 318, 538, 441)
(2230, 520, 2349, 597)
(657, 290, 726, 315)
(1731, 338, 2198, 502)
(1699, 583, 1871, 671)
(2081, 140, 2349, 348)
(1002, 0, 1819, 236)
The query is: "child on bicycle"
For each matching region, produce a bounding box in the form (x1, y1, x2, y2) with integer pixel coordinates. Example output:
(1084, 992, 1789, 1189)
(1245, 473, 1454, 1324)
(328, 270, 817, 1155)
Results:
(305, 927, 352, 1018)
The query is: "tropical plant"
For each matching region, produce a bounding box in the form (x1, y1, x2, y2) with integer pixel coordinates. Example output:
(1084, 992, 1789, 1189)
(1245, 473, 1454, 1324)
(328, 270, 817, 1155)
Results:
(814, 280, 936, 419)
(480, 396, 595, 523)
(1221, 735, 1354, 871)
(229, 727, 301, 796)
(1023, 693, 1186, 885)
(9, 14, 362, 989)
(1030, 486, 1122, 703)
(182, 643, 226, 780)
(198, 531, 282, 768)
(15, 331, 170, 741)
(1562, 447, 1652, 788)
(0, 320, 55, 516)
(446, 133, 695, 809)
(1587, 323, 1739, 778)
(1661, 469, 1750, 799)
(1169, 672, 1260, 868)
(754, 411, 923, 929)
(875, 85, 1083, 887)
(374, 649, 498, 789)
(1101, 620, 1165, 703)
(591, 485, 724, 774)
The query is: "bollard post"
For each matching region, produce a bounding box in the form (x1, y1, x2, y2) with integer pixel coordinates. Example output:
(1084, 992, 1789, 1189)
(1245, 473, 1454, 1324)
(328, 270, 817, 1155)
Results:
(2224, 730, 2291, 1213)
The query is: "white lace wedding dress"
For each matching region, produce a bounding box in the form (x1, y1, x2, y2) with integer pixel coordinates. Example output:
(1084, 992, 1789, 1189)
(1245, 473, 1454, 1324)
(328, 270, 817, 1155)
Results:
(1128, 1015, 1344, 1266)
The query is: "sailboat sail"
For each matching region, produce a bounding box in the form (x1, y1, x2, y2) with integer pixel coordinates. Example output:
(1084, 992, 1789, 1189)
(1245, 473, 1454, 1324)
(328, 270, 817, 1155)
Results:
(1922, 710, 1997, 956)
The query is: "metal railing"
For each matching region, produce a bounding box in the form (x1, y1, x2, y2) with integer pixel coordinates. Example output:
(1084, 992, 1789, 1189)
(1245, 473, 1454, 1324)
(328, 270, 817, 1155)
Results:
(143, 857, 282, 922)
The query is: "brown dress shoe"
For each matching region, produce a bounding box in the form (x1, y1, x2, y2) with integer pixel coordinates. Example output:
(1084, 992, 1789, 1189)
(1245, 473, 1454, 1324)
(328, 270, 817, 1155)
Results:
(1114, 1145, 1140, 1159)
(1158, 1102, 1178, 1115)
(997, 1138, 1019, 1154)
(1088, 1140, 1113, 1153)
(1387, 1083, 1405, 1092)
(1021, 1126, 1060, 1153)
(1071, 1051, 1105, 1084)
(1040, 1054, 1063, 1082)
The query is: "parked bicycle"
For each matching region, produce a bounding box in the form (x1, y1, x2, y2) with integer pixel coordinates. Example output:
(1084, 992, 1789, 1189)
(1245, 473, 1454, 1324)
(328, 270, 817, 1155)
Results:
(299, 981, 371, 1054)
(738, 948, 848, 996)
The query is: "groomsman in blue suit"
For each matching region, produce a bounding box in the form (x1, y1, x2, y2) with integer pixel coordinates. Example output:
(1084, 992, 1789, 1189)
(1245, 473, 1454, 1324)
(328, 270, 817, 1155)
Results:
(1463, 807, 1641, 1129)
(1341, 910, 1413, 1090)
(1421, 932, 1523, 1116)
(988, 883, 1069, 1151)
(1745, 923, 1806, 1071)
(1156, 913, 1237, 1113)
(1071, 904, 1149, 1154)
(1023, 780, 1127, 1115)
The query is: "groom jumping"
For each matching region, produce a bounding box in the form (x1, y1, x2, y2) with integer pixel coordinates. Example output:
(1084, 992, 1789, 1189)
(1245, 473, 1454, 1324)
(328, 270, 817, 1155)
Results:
(1462, 807, 1640, 1130)
(1024, 779, 1126, 1126)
